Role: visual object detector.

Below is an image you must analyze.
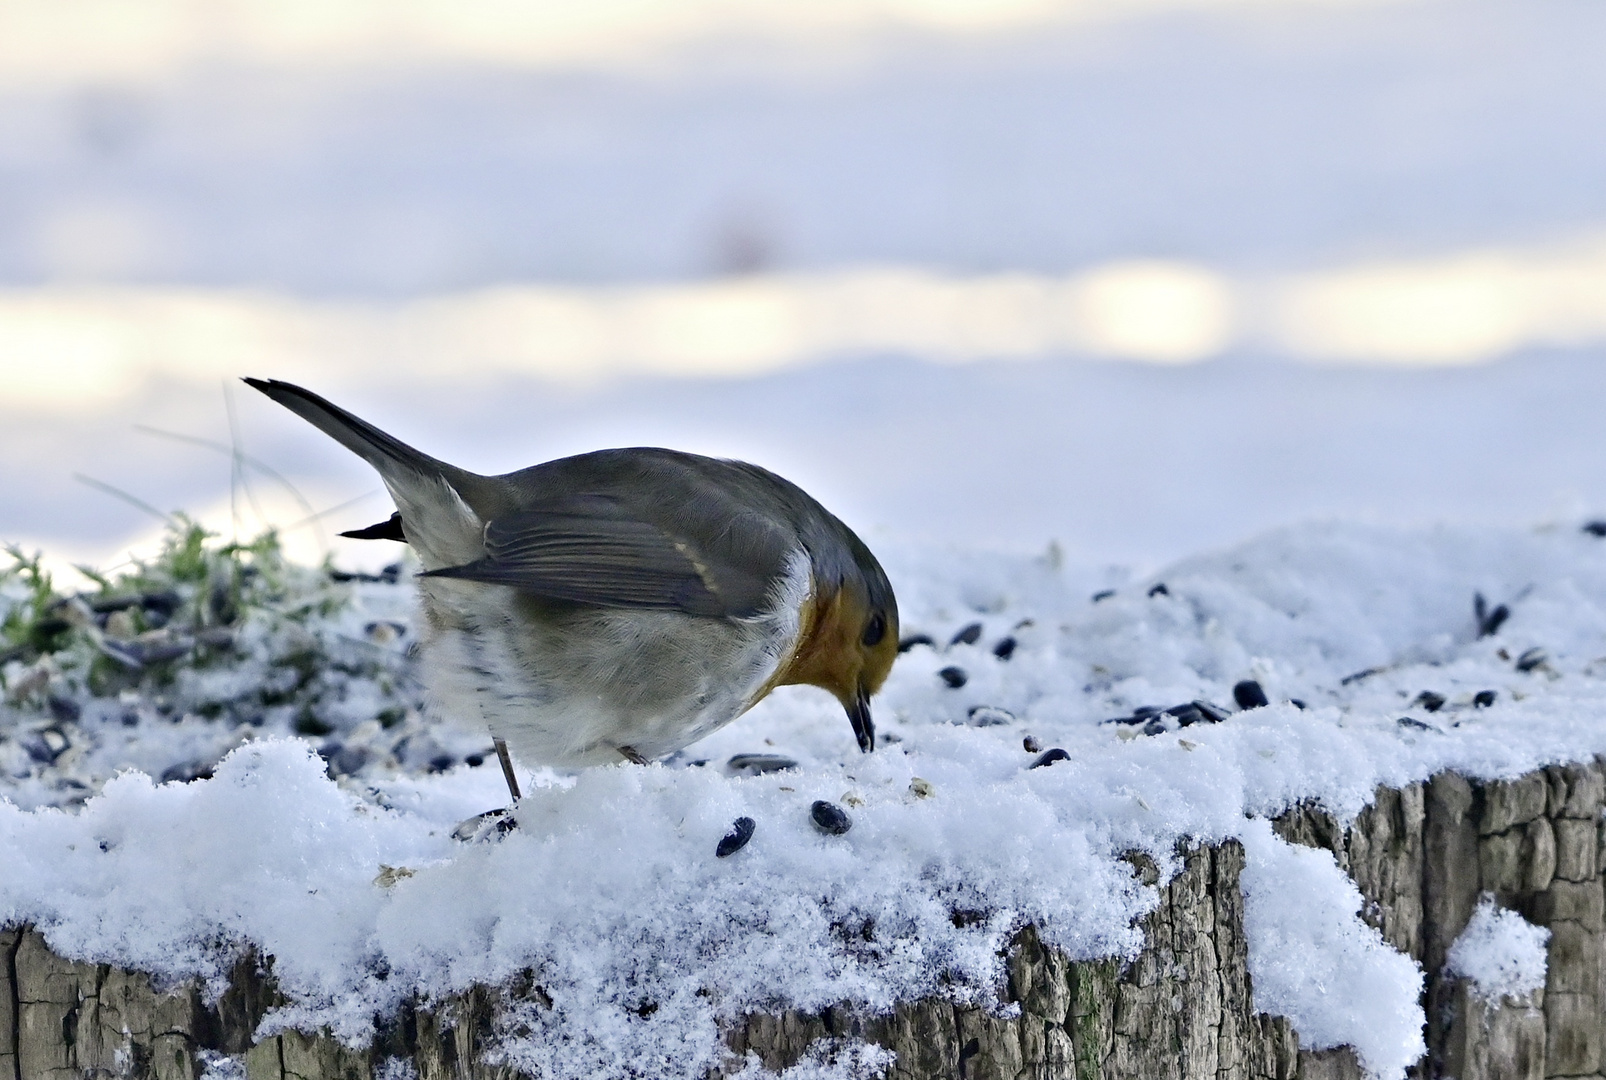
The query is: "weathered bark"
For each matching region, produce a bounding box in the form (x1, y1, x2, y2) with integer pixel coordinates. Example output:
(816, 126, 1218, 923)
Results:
(1275, 759, 1606, 1080)
(722, 844, 1300, 1080)
(3, 761, 1604, 1079)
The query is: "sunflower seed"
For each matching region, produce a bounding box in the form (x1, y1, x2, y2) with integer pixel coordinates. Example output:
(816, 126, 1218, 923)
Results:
(727, 753, 799, 776)
(949, 623, 983, 647)
(716, 817, 757, 857)
(1233, 680, 1269, 710)
(810, 800, 852, 835)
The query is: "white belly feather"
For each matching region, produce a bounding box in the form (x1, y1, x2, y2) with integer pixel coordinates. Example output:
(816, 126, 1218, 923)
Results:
(415, 548, 813, 769)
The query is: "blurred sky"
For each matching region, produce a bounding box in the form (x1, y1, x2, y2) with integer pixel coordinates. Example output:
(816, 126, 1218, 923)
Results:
(2, 0, 1606, 578)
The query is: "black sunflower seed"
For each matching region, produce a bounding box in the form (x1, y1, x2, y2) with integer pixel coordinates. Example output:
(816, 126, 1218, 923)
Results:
(938, 666, 968, 689)
(898, 634, 935, 654)
(727, 753, 799, 775)
(1475, 593, 1510, 638)
(716, 817, 757, 857)
(949, 622, 983, 647)
(967, 705, 1015, 727)
(810, 801, 852, 835)
(1233, 680, 1269, 710)
(1030, 748, 1071, 769)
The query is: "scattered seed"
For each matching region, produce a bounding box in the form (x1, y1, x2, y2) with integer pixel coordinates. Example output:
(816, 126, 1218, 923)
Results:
(1290, 699, 1307, 710)
(374, 865, 416, 888)
(1142, 718, 1167, 736)
(159, 760, 212, 783)
(992, 636, 1017, 660)
(195, 628, 234, 649)
(1473, 690, 1497, 707)
(1475, 593, 1510, 638)
(909, 777, 935, 799)
(1415, 691, 1446, 713)
(810, 800, 852, 835)
(1178, 739, 1198, 751)
(897, 634, 935, 654)
(1515, 647, 1548, 673)
(47, 696, 81, 723)
(842, 792, 865, 807)
(949, 622, 983, 647)
(1147, 583, 1170, 598)
(1233, 680, 1269, 710)
(726, 753, 799, 776)
(104, 609, 136, 640)
(1030, 748, 1070, 769)
(938, 666, 969, 689)
(1091, 589, 1115, 602)
(967, 705, 1015, 727)
(1023, 735, 1043, 753)
(26, 727, 68, 763)
(1584, 521, 1606, 537)
(1341, 667, 1383, 686)
(716, 817, 757, 857)
(1166, 703, 1202, 726)
(451, 808, 518, 843)
(1191, 700, 1230, 724)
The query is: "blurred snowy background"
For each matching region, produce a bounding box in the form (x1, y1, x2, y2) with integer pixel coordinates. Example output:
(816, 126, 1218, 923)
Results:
(4, 0, 1606, 576)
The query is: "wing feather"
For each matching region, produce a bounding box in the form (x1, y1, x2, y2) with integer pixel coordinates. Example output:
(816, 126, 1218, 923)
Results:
(421, 495, 787, 618)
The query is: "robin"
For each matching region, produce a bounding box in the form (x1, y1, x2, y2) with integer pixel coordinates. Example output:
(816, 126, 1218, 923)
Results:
(245, 379, 898, 791)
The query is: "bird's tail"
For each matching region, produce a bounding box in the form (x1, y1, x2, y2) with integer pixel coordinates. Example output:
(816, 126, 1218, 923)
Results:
(243, 377, 450, 483)
(245, 378, 487, 568)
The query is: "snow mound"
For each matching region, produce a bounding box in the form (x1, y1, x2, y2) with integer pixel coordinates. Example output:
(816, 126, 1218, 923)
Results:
(1240, 820, 1425, 1079)
(1445, 896, 1551, 1003)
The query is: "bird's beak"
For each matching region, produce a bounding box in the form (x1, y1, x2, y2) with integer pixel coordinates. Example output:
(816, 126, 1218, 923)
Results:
(846, 687, 875, 753)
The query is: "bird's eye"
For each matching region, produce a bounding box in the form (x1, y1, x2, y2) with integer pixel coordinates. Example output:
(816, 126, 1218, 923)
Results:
(862, 613, 886, 647)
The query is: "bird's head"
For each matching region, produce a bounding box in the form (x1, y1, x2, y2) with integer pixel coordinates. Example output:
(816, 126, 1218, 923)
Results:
(776, 545, 898, 753)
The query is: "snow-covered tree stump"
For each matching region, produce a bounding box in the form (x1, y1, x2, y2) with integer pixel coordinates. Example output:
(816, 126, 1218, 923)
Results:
(4, 760, 1603, 1079)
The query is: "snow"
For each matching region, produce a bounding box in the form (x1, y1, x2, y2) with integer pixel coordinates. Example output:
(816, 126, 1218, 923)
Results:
(1445, 896, 1551, 1004)
(7, 517, 1606, 1078)
(1240, 820, 1425, 1079)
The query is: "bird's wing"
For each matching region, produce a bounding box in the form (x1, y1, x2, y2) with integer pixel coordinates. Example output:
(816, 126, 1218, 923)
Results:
(419, 494, 789, 618)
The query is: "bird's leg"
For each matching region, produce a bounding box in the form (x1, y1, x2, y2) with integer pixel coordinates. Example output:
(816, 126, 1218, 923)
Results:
(494, 738, 522, 802)
(617, 745, 650, 765)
